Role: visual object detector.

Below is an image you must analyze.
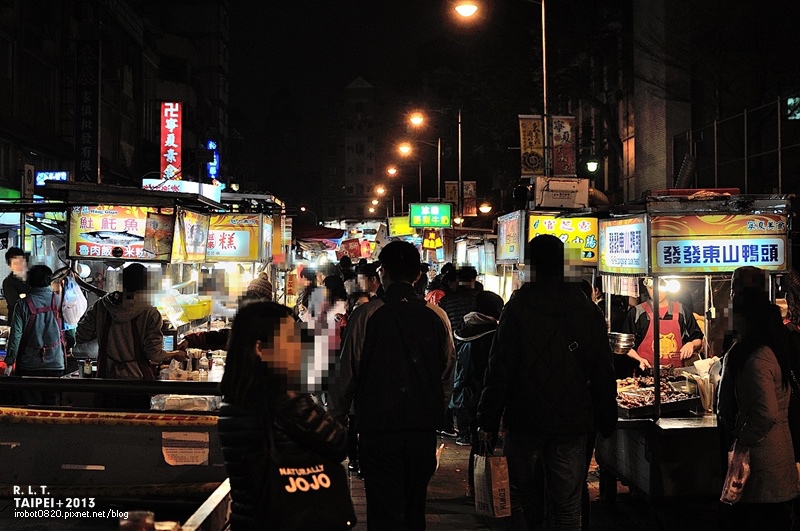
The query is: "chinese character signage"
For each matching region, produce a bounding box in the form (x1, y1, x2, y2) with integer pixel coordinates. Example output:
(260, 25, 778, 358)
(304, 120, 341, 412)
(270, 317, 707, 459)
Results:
(141, 178, 222, 203)
(340, 238, 361, 259)
(35, 171, 69, 187)
(528, 214, 598, 264)
(206, 214, 261, 262)
(206, 140, 220, 180)
(68, 205, 157, 260)
(599, 216, 649, 275)
(497, 210, 526, 264)
(388, 215, 415, 237)
(171, 208, 209, 263)
(74, 40, 100, 183)
(650, 214, 788, 273)
(160, 102, 182, 179)
(422, 229, 443, 250)
(409, 203, 452, 228)
(552, 116, 576, 176)
(519, 115, 545, 176)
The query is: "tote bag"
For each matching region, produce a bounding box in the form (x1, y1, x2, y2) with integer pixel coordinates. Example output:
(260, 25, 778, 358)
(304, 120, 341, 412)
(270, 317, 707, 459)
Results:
(474, 449, 511, 518)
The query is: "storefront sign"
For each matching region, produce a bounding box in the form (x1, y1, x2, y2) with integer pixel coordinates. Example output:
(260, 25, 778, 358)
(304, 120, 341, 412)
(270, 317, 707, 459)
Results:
(171, 208, 209, 263)
(68, 205, 156, 260)
(340, 238, 361, 258)
(141, 178, 222, 203)
(409, 203, 452, 228)
(422, 229, 443, 250)
(650, 214, 788, 273)
(75, 40, 100, 183)
(206, 214, 260, 261)
(528, 214, 598, 264)
(262, 216, 274, 262)
(35, 171, 69, 187)
(160, 102, 182, 179)
(143, 212, 176, 261)
(598, 216, 648, 275)
(388, 215, 415, 237)
(496, 211, 526, 264)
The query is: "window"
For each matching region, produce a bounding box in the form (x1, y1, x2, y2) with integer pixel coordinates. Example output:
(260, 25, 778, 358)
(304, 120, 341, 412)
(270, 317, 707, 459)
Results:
(788, 97, 800, 120)
(356, 184, 364, 195)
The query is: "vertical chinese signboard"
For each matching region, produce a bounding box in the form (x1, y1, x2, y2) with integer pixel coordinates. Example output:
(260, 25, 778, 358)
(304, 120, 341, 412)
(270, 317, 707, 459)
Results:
(161, 102, 182, 179)
(598, 216, 649, 275)
(650, 214, 788, 274)
(551, 116, 576, 177)
(74, 40, 101, 183)
(206, 214, 261, 262)
(519, 115, 545, 176)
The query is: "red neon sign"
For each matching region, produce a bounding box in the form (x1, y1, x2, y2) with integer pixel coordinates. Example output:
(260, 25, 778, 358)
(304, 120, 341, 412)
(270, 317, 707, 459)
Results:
(160, 102, 182, 179)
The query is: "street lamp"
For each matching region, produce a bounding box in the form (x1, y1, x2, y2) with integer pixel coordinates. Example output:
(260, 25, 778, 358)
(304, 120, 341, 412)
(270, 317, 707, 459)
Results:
(398, 142, 424, 203)
(456, 0, 550, 177)
(386, 166, 402, 214)
(407, 113, 444, 201)
(479, 201, 493, 214)
(299, 206, 319, 226)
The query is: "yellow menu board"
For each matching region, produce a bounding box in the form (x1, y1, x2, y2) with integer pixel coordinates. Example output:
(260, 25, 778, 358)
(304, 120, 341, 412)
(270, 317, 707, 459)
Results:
(206, 214, 261, 262)
(528, 214, 598, 264)
(171, 208, 210, 263)
(68, 205, 159, 261)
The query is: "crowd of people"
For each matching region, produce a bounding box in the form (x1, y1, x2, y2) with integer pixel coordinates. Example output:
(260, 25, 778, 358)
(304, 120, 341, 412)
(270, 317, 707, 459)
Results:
(4, 237, 800, 529)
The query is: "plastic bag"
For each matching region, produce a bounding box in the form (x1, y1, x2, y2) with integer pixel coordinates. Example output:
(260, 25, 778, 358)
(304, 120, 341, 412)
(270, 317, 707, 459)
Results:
(62, 274, 88, 326)
(720, 440, 750, 504)
(474, 452, 511, 518)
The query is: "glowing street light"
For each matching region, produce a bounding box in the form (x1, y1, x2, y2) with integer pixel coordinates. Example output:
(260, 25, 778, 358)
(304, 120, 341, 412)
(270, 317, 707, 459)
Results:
(454, 1, 478, 17)
(368, 207, 376, 214)
(398, 143, 412, 156)
(479, 202, 493, 214)
(375, 185, 386, 196)
(387, 166, 398, 176)
(371, 199, 379, 206)
(409, 112, 424, 126)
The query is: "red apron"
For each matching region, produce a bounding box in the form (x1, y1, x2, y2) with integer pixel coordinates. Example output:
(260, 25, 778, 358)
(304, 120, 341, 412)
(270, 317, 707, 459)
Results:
(638, 301, 684, 368)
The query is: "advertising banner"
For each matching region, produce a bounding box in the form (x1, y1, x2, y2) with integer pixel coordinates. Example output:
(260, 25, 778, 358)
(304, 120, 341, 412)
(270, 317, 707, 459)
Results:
(388, 215, 415, 237)
(171, 208, 209, 263)
(74, 40, 100, 183)
(528, 214, 598, 264)
(422, 229, 443, 250)
(519, 115, 545, 176)
(551, 116, 576, 176)
(206, 214, 261, 262)
(463, 181, 477, 217)
(598, 216, 649, 275)
(262, 216, 274, 262)
(143, 212, 176, 261)
(650, 214, 789, 273)
(496, 211, 526, 264)
(340, 238, 361, 259)
(69, 205, 155, 260)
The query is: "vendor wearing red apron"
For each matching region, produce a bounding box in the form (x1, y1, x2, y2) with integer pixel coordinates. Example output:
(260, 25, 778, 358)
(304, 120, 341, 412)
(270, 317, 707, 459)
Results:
(621, 277, 704, 372)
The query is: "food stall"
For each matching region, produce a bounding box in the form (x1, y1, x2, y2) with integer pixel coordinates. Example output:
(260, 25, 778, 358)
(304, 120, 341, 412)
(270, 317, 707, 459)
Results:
(0, 182, 230, 506)
(594, 192, 792, 503)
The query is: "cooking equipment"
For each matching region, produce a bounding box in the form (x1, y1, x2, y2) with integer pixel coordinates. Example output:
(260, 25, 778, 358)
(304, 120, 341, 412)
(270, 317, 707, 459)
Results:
(608, 332, 636, 355)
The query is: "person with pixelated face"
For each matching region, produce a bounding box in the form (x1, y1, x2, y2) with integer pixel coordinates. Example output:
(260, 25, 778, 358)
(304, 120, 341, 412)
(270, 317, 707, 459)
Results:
(329, 240, 455, 529)
(477, 234, 617, 530)
(217, 301, 348, 530)
(716, 266, 797, 528)
(3, 247, 29, 324)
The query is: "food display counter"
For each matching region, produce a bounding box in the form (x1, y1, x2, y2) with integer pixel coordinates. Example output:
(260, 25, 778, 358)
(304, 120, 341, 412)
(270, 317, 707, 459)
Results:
(595, 192, 791, 502)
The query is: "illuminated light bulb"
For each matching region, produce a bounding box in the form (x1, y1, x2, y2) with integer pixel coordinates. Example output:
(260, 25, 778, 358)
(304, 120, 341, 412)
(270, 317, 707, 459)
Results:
(455, 1, 478, 17)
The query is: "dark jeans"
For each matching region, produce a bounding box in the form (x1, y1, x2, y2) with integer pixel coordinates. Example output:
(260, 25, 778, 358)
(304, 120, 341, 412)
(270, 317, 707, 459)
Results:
(359, 431, 437, 530)
(505, 430, 588, 531)
(582, 433, 597, 531)
(347, 414, 359, 464)
(14, 368, 63, 406)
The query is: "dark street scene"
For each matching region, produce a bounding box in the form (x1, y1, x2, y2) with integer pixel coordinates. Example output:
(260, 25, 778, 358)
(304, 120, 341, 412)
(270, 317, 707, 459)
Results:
(0, 0, 800, 529)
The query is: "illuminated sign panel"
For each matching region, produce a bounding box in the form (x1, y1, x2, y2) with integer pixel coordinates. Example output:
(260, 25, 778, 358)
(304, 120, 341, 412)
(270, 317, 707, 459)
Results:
(598, 216, 649, 275)
(69, 205, 157, 260)
(528, 214, 598, 264)
(160, 102, 182, 178)
(650, 214, 788, 273)
(206, 214, 261, 262)
(496, 210, 526, 264)
(388, 215, 415, 237)
(36, 171, 69, 186)
(409, 203, 452, 228)
(206, 139, 219, 179)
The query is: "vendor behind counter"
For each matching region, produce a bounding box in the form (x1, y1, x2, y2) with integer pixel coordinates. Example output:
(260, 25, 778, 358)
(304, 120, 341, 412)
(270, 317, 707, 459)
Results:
(75, 263, 186, 409)
(621, 277, 704, 373)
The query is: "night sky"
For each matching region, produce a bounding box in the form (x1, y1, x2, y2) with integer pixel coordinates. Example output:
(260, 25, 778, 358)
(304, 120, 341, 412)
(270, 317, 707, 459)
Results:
(227, 1, 494, 198)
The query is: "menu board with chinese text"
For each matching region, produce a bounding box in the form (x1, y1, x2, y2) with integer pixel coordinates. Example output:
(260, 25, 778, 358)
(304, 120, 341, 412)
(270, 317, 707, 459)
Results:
(528, 214, 598, 264)
(171, 208, 210, 263)
(496, 211, 526, 264)
(598, 216, 649, 275)
(409, 203, 452, 228)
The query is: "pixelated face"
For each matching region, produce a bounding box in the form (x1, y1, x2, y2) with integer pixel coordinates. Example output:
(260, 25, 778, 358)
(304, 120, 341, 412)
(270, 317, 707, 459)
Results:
(256, 315, 303, 376)
(564, 245, 583, 281)
(645, 284, 668, 303)
(358, 273, 377, 292)
(9, 256, 25, 276)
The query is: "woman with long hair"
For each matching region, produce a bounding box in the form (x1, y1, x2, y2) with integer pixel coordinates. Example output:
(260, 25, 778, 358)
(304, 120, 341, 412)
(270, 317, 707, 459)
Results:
(717, 266, 797, 529)
(217, 301, 349, 530)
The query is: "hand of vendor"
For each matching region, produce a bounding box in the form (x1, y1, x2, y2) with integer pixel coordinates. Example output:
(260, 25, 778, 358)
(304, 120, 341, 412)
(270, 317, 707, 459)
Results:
(166, 350, 188, 362)
(628, 349, 651, 371)
(3, 365, 12, 376)
(679, 340, 700, 360)
(176, 338, 189, 351)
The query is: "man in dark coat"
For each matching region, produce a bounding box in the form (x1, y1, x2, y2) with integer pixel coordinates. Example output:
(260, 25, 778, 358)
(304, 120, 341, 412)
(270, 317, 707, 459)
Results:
(478, 235, 617, 530)
(330, 241, 455, 530)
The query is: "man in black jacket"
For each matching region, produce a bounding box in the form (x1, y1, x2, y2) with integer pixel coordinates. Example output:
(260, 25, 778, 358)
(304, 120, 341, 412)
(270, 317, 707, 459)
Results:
(478, 235, 617, 530)
(330, 241, 455, 530)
